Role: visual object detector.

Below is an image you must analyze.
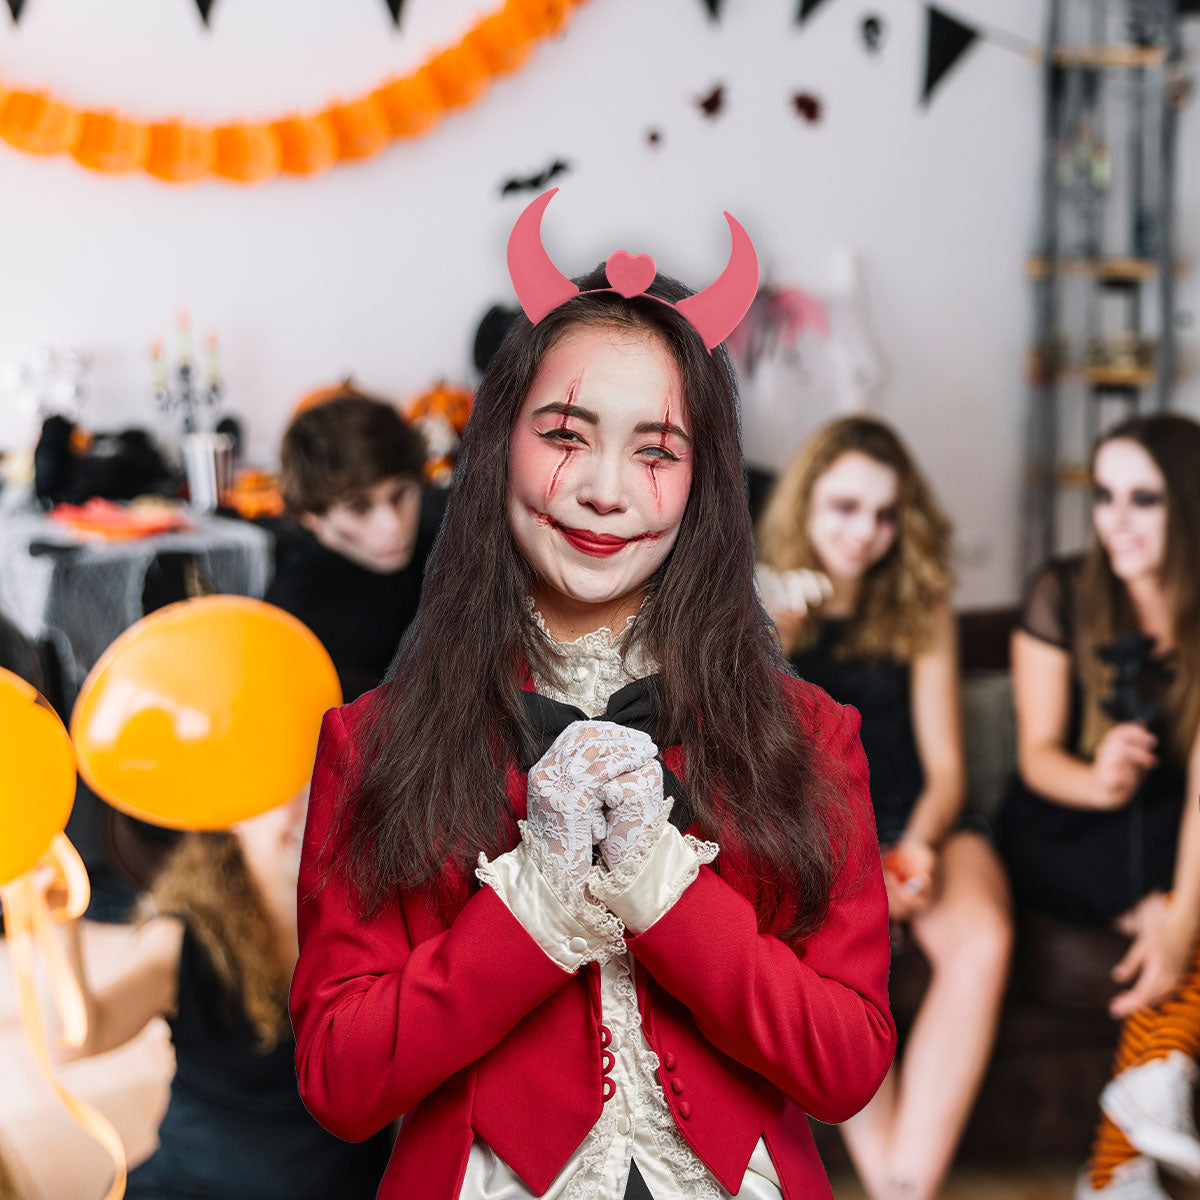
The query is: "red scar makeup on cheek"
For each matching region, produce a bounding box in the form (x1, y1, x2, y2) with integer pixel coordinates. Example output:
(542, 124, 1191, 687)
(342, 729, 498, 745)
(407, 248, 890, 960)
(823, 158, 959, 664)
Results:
(648, 400, 673, 511)
(544, 374, 582, 506)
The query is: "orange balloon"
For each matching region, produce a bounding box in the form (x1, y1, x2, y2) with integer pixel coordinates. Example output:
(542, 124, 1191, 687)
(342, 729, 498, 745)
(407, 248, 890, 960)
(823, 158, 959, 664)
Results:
(71, 597, 341, 831)
(0, 669, 77, 888)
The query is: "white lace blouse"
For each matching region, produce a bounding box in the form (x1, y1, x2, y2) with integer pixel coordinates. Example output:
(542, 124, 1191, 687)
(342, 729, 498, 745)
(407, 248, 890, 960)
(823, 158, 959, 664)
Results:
(468, 613, 783, 1200)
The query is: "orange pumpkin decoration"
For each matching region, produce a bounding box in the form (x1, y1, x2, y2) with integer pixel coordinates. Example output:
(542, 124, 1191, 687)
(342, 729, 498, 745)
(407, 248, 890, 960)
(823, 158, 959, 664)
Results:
(145, 121, 215, 183)
(71, 111, 148, 173)
(505, 0, 574, 38)
(214, 123, 281, 184)
(409, 382, 474, 486)
(293, 378, 358, 416)
(426, 43, 491, 110)
(464, 12, 535, 76)
(372, 69, 443, 139)
(222, 467, 284, 519)
(327, 95, 390, 162)
(271, 113, 339, 176)
(411, 381, 474, 433)
(0, 90, 80, 155)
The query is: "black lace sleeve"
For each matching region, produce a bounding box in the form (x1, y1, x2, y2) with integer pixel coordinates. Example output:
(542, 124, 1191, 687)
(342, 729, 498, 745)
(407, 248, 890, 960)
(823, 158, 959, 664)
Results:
(1020, 558, 1079, 651)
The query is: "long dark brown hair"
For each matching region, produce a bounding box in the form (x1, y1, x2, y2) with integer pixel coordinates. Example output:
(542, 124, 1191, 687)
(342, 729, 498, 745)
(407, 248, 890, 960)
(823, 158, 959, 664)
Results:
(334, 267, 851, 938)
(1080, 413, 1200, 761)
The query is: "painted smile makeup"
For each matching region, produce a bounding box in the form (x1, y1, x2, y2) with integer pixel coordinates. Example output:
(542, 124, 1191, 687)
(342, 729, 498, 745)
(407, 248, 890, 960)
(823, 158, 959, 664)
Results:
(536, 511, 658, 557)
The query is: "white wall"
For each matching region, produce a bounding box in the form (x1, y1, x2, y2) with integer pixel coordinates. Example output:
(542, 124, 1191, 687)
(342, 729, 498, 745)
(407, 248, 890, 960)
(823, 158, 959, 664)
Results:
(0, 0, 1196, 606)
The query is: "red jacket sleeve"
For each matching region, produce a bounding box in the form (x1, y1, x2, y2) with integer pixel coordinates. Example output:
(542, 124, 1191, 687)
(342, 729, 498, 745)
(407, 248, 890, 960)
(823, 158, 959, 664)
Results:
(290, 705, 576, 1142)
(626, 694, 896, 1124)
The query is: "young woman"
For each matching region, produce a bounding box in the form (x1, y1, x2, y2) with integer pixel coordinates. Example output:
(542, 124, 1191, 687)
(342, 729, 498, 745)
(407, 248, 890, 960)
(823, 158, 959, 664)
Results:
(757, 416, 1013, 1200)
(1000, 414, 1200, 1200)
(61, 790, 392, 1200)
(290, 196, 896, 1200)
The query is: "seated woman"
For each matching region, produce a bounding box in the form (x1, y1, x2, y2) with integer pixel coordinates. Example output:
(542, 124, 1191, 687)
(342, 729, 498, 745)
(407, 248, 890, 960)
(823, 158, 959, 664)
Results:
(758, 415, 1013, 1200)
(58, 792, 392, 1200)
(1000, 413, 1200, 1200)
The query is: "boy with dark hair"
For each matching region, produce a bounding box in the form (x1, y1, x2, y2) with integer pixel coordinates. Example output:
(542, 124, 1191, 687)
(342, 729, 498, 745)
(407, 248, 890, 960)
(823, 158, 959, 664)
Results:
(266, 389, 441, 702)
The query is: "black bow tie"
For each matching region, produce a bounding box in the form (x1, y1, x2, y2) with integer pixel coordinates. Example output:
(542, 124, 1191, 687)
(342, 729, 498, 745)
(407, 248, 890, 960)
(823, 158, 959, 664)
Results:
(519, 674, 694, 832)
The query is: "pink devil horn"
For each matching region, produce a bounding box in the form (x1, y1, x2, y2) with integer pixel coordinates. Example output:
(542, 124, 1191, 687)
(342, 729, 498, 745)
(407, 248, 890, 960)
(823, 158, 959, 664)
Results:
(506, 188, 580, 324)
(674, 212, 759, 351)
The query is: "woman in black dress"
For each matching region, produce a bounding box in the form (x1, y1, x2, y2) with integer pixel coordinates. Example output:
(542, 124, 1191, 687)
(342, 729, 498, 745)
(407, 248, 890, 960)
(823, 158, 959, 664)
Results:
(1000, 414, 1200, 1200)
(758, 416, 1012, 1200)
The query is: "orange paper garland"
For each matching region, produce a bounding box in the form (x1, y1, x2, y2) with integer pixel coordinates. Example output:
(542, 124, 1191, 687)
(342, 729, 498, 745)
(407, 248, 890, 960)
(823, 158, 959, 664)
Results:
(0, 0, 587, 184)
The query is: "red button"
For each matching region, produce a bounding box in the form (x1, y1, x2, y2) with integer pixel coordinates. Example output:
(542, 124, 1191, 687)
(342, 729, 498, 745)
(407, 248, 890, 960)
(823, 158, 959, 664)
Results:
(671, 1078, 684, 1094)
(678, 1100, 692, 1119)
(663, 1052, 677, 1070)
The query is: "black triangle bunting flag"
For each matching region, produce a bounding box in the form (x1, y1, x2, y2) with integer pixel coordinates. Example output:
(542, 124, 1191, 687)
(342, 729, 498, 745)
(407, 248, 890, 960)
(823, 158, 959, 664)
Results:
(699, 0, 724, 20)
(385, 0, 405, 26)
(796, 0, 834, 24)
(922, 6, 979, 104)
(5, 0, 26, 23)
(193, 0, 216, 27)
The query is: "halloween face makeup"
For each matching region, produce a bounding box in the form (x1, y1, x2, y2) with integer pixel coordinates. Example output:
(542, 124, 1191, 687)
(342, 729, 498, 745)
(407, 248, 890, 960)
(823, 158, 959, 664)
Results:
(805, 451, 900, 583)
(301, 474, 422, 574)
(507, 326, 692, 624)
(1092, 438, 1168, 583)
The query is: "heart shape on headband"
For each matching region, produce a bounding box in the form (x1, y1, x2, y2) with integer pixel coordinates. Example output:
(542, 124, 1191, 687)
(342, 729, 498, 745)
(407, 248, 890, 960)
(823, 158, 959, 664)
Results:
(605, 251, 657, 298)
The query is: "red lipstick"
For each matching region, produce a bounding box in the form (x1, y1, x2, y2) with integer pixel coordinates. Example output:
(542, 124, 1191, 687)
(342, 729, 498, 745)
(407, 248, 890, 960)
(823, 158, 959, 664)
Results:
(557, 524, 631, 557)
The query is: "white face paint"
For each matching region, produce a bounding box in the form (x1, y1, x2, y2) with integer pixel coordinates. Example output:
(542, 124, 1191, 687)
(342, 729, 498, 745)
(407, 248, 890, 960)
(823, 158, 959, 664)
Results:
(507, 327, 693, 629)
(805, 451, 900, 584)
(1092, 438, 1168, 583)
(301, 474, 421, 574)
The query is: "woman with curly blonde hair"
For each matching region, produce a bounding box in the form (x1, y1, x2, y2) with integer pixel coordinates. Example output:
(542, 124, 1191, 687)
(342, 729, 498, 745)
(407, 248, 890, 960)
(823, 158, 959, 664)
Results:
(758, 416, 1012, 1200)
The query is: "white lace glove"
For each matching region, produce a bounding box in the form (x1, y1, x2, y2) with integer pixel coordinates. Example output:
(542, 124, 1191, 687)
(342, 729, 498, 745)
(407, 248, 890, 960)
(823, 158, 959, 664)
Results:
(525, 721, 659, 894)
(598, 759, 669, 874)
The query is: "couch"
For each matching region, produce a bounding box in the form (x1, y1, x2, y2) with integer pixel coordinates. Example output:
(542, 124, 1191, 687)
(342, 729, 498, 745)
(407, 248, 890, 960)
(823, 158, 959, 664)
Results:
(813, 608, 1128, 1167)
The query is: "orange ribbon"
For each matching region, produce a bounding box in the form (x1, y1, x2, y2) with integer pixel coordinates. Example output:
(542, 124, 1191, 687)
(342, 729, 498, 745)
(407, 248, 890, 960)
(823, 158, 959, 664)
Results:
(1, 835, 127, 1200)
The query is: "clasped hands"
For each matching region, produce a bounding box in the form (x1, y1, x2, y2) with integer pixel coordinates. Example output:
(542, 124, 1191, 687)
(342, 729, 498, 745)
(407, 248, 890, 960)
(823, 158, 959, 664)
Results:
(525, 720, 669, 892)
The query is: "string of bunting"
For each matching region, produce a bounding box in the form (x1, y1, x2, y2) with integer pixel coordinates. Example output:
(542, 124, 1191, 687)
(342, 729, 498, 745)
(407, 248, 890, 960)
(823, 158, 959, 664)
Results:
(698, 0, 1039, 105)
(4, 0, 408, 29)
(0, 0, 585, 183)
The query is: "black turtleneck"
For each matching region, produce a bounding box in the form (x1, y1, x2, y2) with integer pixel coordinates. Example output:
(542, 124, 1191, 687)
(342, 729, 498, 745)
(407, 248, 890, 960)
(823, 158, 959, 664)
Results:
(264, 491, 444, 702)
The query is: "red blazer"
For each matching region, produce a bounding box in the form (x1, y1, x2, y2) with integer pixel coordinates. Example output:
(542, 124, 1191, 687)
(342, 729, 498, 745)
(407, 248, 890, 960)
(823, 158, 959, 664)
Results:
(291, 675, 896, 1200)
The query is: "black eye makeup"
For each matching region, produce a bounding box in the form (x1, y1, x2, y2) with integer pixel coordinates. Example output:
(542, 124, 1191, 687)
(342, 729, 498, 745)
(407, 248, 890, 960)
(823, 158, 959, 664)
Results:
(537, 427, 585, 444)
(1132, 489, 1165, 508)
(1092, 486, 1113, 506)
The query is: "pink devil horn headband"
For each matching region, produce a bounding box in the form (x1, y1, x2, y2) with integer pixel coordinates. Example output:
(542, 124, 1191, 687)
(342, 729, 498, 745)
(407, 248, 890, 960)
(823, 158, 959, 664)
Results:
(506, 188, 759, 352)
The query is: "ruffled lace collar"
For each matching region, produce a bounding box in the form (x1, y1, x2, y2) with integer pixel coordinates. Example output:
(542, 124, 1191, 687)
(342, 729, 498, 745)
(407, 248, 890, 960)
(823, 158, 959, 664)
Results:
(524, 596, 657, 718)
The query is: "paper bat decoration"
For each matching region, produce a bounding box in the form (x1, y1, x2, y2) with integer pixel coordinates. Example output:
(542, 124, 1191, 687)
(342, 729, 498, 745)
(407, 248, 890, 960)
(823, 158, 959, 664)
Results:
(500, 159, 571, 197)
